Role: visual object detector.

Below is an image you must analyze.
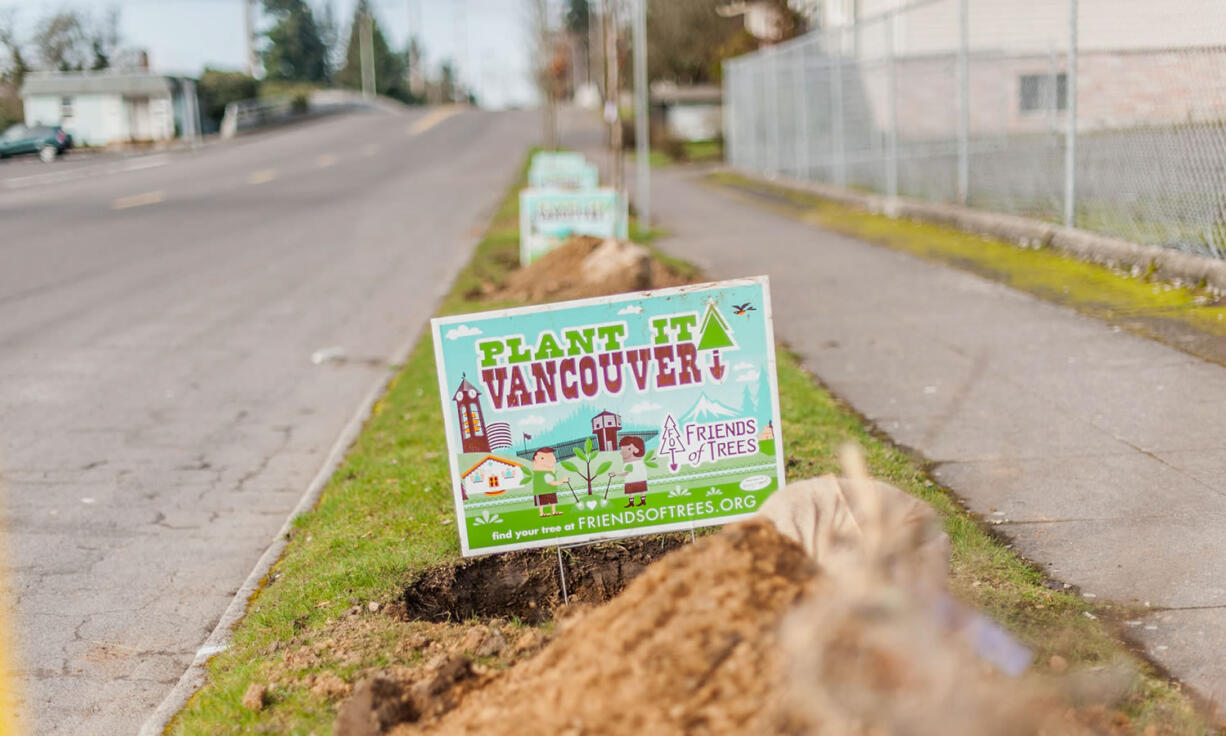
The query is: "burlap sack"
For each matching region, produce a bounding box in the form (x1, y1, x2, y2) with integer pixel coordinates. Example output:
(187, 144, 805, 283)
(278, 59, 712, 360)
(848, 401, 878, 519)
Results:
(759, 475, 951, 593)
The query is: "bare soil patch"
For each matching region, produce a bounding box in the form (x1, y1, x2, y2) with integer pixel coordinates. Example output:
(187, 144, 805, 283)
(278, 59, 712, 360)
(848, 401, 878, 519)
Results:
(402, 533, 688, 624)
(493, 235, 690, 303)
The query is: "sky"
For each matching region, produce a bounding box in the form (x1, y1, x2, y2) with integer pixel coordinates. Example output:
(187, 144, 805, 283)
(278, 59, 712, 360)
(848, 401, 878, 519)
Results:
(3, 0, 539, 109)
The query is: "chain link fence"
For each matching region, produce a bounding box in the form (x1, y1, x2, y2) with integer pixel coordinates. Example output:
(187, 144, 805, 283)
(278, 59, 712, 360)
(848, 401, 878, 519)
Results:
(724, 0, 1226, 258)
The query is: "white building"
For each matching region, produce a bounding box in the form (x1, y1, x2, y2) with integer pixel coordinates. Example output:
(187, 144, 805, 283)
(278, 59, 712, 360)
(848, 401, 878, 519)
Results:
(651, 83, 723, 142)
(21, 72, 201, 147)
(807, 0, 1226, 135)
(460, 455, 527, 497)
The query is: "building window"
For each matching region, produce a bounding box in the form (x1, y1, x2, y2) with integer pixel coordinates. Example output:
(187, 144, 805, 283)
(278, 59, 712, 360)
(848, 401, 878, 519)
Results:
(60, 96, 74, 122)
(1019, 73, 1067, 113)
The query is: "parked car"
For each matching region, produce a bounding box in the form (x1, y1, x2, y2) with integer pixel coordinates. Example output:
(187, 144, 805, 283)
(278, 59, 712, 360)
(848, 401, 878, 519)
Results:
(0, 124, 73, 162)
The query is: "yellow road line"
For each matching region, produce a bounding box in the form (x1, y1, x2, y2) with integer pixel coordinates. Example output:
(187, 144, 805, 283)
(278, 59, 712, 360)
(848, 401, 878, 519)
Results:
(0, 481, 20, 736)
(248, 169, 277, 185)
(315, 153, 337, 168)
(111, 190, 165, 210)
(407, 105, 462, 136)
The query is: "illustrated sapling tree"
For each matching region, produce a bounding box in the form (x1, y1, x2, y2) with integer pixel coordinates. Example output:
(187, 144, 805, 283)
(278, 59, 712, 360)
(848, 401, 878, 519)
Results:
(659, 415, 686, 471)
(560, 438, 612, 496)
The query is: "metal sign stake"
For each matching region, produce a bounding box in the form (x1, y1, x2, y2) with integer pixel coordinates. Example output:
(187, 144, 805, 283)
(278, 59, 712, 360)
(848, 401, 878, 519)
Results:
(556, 545, 570, 605)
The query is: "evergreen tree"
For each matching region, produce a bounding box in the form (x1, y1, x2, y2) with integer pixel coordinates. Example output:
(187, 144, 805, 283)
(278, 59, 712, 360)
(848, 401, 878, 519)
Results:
(697, 302, 736, 351)
(438, 59, 456, 102)
(262, 0, 330, 82)
(566, 0, 590, 35)
(740, 385, 756, 416)
(336, 0, 408, 100)
(755, 374, 772, 423)
(566, 0, 590, 82)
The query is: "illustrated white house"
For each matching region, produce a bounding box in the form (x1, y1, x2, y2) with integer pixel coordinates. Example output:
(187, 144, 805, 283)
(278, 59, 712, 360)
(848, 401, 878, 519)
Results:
(21, 71, 201, 147)
(460, 455, 527, 497)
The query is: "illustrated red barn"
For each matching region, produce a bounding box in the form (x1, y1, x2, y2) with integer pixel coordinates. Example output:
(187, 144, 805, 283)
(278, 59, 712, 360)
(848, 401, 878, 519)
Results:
(591, 409, 621, 451)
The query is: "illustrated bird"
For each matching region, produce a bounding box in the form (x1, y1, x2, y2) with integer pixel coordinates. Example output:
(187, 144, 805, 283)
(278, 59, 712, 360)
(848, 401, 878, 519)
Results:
(732, 303, 756, 316)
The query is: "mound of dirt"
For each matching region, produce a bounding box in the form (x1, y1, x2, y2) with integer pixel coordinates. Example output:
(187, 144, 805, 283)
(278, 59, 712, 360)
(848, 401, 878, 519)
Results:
(495, 236, 690, 303)
(398, 521, 818, 735)
(335, 472, 1144, 736)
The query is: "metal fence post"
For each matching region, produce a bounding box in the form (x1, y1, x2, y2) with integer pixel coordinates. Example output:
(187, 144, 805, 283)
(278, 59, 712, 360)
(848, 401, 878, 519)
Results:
(832, 28, 846, 188)
(885, 12, 899, 203)
(722, 61, 733, 166)
(795, 43, 810, 180)
(1064, 0, 1078, 227)
(957, 0, 970, 204)
(768, 47, 781, 176)
(750, 58, 760, 172)
(632, 0, 650, 228)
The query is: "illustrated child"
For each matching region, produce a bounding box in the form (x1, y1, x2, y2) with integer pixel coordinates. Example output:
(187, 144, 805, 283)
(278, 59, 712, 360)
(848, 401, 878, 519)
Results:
(613, 436, 649, 508)
(530, 447, 566, 517)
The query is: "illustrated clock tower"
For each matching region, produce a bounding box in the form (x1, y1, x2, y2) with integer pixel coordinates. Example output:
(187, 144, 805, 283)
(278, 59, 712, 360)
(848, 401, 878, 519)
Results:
(453, 375, 491, 453)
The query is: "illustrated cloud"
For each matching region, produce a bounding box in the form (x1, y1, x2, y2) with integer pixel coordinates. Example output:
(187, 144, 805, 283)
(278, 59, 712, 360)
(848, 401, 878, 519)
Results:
(736, 369, 761, 383)
(518, 415, 547, 427)
(630, 400, 662, 414)
(445, 324, 482, 340)
(617, 305, 644, 315)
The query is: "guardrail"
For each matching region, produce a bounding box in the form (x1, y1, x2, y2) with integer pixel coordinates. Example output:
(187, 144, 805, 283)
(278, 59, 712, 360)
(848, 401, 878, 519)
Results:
(219, 97, 308, 139)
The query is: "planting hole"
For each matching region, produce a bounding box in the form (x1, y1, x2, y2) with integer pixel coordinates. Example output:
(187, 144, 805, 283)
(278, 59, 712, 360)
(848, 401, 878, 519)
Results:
(402, 534, 689, 624)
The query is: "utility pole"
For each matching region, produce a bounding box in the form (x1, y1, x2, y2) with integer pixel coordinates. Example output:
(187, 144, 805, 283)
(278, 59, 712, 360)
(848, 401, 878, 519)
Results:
(631, 0, 649, 228)
(1063, 0, 1078, 227)
(453, 0, 467, 102)
(587, 0, 598, 87)
(244, 0, 257, 77)
(360, 6, 376, 98)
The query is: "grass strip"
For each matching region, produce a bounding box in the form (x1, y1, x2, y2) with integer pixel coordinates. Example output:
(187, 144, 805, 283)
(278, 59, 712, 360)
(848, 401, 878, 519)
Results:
(169, 153, 1211, 735)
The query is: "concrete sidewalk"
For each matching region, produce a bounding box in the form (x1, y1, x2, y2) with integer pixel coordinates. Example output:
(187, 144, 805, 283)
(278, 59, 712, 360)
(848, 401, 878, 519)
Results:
(650, 166, 1226, 710)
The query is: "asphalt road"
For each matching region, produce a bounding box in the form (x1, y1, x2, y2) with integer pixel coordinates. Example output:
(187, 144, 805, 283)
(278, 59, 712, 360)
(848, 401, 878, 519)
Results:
(0, 105, 536, 734)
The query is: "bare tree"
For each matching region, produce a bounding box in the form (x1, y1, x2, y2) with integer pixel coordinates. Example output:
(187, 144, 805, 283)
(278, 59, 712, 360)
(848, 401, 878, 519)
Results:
(33, 10, 88, 71)
(526, 0, 569, 149)
(0, 9, 30, 87)
(30, 6, 124, 72)
(88, 6, 121, 70)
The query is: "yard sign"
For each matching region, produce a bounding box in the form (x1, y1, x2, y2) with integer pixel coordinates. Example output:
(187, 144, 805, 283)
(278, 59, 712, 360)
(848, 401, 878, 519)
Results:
(431, 277, 785, 556)
(519, 188, 628, 265)
(529, 151, 587, 170)
(528, 161, 600, 190)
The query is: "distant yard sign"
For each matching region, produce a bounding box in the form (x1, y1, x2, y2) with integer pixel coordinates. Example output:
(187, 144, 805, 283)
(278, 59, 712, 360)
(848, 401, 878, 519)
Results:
(519, 188, 628, 264)
(530, 151, 586, 170)
(431, 277, 785, 556)
(528, 150, 600, 190)
(528, 161, 599, 190)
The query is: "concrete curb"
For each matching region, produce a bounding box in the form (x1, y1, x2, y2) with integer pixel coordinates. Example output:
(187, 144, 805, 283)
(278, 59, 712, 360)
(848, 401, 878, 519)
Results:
(136, 334, 422, 736)
(720, 167, 1226, 293)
